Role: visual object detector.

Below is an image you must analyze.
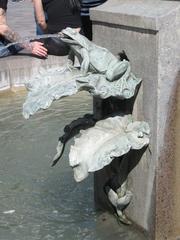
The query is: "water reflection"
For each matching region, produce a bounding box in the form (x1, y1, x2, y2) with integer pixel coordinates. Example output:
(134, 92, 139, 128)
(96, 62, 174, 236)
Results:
(0, 91, 146, 240)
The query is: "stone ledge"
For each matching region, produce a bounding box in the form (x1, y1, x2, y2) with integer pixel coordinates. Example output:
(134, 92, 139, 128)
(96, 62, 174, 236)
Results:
(0, 54, 67, 91)
(90, 0, 180, 31)
(92, 1, 180, 238)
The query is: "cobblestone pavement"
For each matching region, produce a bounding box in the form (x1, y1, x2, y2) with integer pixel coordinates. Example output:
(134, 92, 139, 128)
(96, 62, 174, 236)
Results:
(7, 1, 35, 37)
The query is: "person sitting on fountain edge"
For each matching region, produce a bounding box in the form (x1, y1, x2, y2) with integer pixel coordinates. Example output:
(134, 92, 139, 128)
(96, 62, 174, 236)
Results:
(0, 0, 47, 58)
(81, 0, 107, 40)
(32, 0, 82, 56)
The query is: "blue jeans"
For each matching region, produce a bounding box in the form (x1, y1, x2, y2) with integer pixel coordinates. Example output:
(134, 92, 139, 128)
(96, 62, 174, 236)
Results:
(35, 12, 48, 35)
(0, 39, 22, 58)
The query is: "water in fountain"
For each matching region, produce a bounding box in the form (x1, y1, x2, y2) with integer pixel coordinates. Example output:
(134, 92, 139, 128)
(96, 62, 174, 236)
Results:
(0, 2, 148, 239)
(0, 91, 147, 240)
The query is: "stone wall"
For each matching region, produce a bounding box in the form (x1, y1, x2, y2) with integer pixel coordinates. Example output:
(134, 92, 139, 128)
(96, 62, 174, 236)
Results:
(0, 55, 67, 91)
(91, 1, 180, 239)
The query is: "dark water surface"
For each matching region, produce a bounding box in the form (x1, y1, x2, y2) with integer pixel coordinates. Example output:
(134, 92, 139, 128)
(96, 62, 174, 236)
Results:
(0, 91, 146, 240)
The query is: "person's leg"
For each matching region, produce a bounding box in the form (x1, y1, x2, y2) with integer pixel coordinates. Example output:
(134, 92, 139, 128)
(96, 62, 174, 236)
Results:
(34, 12, 48, 35)
(35, 37, 70, 56)
(0, 40, 12, 57)
(8, 44, 23, 55)
(36, 23, 44, 35)
(81, 15, 92, 40)
(0, 40, 23, 58)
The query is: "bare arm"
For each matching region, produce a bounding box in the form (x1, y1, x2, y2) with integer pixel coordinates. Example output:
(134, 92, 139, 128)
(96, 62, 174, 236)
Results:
(0, 8, 22, 43)
(0, 24, 47, 57)
(33, 0, 47, 32)
(0, 6, 47, 57)
(0, 24, 22, 43)
(0, 7, 26, 45)
(0, 7, 6, 25)
(0, 8, 47, 58)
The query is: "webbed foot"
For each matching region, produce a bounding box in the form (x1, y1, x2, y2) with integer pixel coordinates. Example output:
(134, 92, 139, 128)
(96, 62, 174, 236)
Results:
(105, 184, 133, 225)
(115, 212, 132, 225)
(66, 59, 76, 72)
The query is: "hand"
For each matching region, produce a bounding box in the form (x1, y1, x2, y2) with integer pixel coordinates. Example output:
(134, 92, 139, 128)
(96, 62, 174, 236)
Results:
(29, 41, 48, 57)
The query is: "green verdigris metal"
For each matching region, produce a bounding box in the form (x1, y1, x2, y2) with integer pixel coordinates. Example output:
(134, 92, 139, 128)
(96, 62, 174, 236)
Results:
(23, 28, 150, 225)
(23, 28, 141, 118)
(61, 28, 134, 81)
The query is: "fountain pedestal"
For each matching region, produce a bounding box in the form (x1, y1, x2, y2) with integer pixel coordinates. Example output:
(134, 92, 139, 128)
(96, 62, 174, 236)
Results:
(91, 1, 180, 239)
